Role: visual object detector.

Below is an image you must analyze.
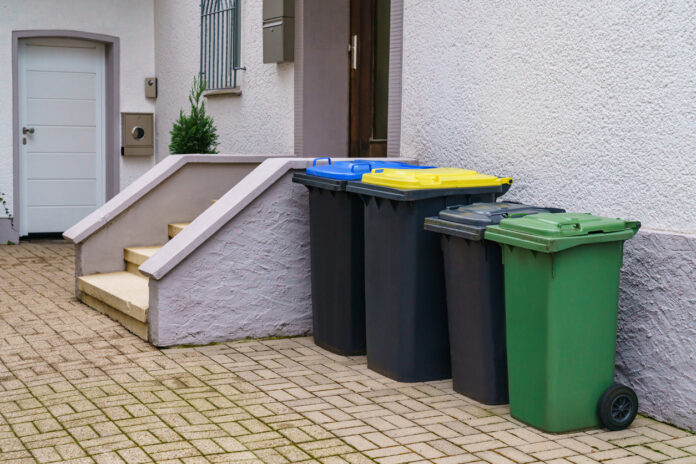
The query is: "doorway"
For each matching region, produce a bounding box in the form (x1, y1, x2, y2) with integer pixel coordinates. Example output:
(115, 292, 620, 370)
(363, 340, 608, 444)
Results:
(349, 0, 390, 157)
(17, 37, 107, 235)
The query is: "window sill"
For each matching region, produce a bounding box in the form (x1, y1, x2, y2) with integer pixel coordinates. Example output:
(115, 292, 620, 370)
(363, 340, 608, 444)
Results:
(204, 88, 242, 97)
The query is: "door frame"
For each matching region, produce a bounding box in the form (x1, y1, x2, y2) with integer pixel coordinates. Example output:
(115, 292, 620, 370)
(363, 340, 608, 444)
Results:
(349, 0, 377, 157)
(11, 30, 120, 236)
(293, 0, 404, 158)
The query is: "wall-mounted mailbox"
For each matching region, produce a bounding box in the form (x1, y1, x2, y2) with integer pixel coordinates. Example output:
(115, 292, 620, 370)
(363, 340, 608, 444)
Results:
(145, 77, 157, 98)
(263, 0, 294, 63)
(121, 112, 153, 156)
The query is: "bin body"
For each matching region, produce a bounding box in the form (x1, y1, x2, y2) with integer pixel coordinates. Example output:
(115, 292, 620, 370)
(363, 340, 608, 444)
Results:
(306, 183, 366, 355)
(485, 213, 640, 432)
(293, 159, 432, 355)
(425, 203, 563, 404)
(347, 169, 513, 382)
(502, 242, 621, 430)
(441, 237, 507, 403)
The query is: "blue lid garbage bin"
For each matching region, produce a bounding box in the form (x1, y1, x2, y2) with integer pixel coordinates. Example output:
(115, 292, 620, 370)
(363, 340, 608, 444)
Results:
(424, 202, 564, 404)
(291, 158, 432, 355)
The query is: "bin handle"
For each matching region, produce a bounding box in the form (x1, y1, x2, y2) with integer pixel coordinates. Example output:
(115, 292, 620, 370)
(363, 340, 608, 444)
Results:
(312, 157, 332, 166)
(555, 219, 581, 227)
(350, 162, 373, 172)
(418, 174, 441, 185)
(555, 219, 642, 235)
(554, 219, 583, 235)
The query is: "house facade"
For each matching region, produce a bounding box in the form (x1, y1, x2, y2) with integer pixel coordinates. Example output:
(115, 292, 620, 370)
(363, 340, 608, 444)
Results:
(1, 1, 694, 431)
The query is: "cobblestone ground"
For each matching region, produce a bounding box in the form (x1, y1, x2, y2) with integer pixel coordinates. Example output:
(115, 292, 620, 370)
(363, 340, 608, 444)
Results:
(1, 242, 695, 464)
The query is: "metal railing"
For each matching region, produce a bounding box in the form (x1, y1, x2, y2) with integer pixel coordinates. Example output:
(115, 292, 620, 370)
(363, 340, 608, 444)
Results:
(200, 0, 243, 90)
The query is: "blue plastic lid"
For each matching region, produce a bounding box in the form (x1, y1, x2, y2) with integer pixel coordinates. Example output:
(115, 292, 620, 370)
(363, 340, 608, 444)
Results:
(305, 157, 433, 180)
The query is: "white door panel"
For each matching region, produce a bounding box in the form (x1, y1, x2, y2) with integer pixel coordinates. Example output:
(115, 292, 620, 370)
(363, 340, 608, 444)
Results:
(27, 179, 97, 207)
(27, 206, 97, 233)
(27, 99, 96, 126)
(18, 39, 105, 234)
(27, 127, 97, 153)
(27, 154, 97, 180)
(26, 71, 96, 100)
(24, 44, 100, 73)
(27, 180, 97, 207)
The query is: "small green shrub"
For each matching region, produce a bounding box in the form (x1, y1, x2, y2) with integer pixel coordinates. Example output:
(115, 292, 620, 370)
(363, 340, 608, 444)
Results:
(169, 76, 220, 154)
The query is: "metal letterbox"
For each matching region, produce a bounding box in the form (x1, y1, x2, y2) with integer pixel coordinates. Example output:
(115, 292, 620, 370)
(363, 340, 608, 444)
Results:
(121, 113, 153, 156)
(263, 0, 294, 63)
(145, 77, 158, 98)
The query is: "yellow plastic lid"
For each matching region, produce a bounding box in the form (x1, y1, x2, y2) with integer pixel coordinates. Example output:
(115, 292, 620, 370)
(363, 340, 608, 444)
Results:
(360, 167, 513, 190)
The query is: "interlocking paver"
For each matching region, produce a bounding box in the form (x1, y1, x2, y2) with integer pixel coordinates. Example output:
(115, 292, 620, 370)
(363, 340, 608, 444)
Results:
(0, 241, 694, 464)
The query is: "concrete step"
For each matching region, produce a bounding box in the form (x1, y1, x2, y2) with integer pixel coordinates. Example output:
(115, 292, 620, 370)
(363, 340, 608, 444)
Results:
(78, 272, 149, 340)
(124, 246, 162, 276)
(168, 222, 190, 239)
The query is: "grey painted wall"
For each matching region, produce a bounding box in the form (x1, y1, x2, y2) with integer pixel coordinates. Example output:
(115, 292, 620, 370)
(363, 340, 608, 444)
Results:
(294, 0, 350, 156)
(149, 172, 312, 346)
(617, 230, 696, 431)
(0, 218, 19, 244)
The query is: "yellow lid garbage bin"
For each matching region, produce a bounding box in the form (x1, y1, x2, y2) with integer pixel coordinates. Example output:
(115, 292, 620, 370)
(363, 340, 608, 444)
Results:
(345, 168, 512, 382)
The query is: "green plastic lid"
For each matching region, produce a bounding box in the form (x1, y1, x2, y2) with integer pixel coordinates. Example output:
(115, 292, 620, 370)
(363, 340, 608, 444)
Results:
(484, 213, 641, 253)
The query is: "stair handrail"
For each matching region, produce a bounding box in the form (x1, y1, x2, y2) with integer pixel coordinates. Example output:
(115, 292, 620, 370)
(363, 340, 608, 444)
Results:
(63, 154, 284, 244)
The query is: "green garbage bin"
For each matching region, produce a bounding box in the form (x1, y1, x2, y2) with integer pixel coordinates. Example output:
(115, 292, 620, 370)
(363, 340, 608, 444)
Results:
(485, 213, 640, 432)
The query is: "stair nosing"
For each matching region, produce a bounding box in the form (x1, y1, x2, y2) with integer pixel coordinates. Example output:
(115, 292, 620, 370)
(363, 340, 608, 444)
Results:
(168, 222, 190, 239)
(78, 272, 148, 323)
(124, 246, 162, 266)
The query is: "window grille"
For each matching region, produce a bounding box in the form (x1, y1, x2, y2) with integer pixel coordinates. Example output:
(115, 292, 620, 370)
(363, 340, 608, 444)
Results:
(200, 0, 243, 90)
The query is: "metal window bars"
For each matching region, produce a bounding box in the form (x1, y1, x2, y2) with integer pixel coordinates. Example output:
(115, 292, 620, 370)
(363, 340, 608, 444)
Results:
(200, 0, 243, 90)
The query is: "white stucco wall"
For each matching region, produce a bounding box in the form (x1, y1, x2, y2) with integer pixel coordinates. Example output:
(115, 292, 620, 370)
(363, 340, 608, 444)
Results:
(149, 172, 311, 346)
(154, 0, 294, 160)
(399, 1, 696, 431)
(0, 0, 158, 218)
(400, 1, 695, 234)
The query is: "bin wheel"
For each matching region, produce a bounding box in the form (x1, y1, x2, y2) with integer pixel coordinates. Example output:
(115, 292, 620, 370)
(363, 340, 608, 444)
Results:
(597, 383, 638, 430)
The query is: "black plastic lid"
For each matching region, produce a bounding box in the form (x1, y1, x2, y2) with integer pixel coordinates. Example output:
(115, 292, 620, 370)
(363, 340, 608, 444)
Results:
(424, 202, 565, 241)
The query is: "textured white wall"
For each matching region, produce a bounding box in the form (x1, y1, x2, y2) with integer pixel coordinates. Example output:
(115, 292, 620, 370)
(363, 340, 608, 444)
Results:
(149, 173, 311, 346)
(400, 1, 696, 234)
(0, 0, 157, 215)
(154, 0, 294, 160)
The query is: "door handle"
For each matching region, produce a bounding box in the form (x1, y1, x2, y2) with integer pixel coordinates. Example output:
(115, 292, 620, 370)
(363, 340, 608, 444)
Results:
(349, 35, 358, 70)
(22, 127, 35, 135)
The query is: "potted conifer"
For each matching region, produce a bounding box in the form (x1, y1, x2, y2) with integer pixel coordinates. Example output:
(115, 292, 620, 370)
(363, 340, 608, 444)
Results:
(169, 76, 219, 154)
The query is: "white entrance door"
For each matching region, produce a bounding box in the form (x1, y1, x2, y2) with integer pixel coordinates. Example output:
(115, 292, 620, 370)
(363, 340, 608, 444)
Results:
(18, 38, 106, 235)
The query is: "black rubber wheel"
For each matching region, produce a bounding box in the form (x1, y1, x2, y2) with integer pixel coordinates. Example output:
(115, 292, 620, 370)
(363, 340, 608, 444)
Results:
(597, 383, 638, 430)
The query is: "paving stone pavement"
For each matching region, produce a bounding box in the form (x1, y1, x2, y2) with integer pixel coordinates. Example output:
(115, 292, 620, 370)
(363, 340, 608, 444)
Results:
(1, 241, 695, 464)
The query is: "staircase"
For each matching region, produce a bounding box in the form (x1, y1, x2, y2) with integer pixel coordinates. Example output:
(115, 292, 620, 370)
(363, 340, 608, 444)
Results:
(65, 155, 320, 346)
(77, 220, 191, 340)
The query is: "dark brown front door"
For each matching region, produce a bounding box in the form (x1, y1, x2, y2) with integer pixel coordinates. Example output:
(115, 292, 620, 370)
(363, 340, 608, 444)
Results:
(349, 0, 390, 157)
